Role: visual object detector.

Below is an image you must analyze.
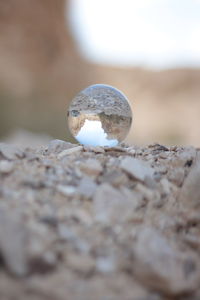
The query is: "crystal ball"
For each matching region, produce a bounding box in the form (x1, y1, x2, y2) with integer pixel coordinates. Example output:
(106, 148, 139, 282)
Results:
(67, 84, 132, 147)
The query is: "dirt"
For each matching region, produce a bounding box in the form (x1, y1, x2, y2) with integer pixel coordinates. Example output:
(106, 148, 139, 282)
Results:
(0, 139, 200, 300)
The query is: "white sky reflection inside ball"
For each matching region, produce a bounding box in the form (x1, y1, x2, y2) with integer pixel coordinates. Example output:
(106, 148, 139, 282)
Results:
(69, 0, 200, 68)
(75, 119, 118, 147)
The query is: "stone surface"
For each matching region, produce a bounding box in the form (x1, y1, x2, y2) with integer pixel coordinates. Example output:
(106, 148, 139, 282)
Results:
(0, 209, 29, 276)
(120, 157, 154, 181)
(94, 183, 140, 223)
(57, 145, 83, 158)
(79, 158, 103, 176)
(0, 140, 200, 300)
(78, 177, 97, 198)
(178, 153, 200, 208)
(46, 139, 74, 155)
(132, 227, 200, 295)
(0, 160, 14, 174)
(57, 185, 76, 197)
(0, 143, 24, 160)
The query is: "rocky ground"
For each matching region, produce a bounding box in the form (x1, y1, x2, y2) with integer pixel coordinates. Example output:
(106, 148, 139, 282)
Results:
(0, 140, 200, 300)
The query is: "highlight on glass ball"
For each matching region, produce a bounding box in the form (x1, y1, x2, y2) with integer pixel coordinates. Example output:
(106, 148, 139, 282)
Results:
(67, 84, 132, 147)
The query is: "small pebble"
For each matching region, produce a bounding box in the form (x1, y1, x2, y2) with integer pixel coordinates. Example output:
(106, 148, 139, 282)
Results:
(0, 161, 14, 174)
(57, 146, 83, 159)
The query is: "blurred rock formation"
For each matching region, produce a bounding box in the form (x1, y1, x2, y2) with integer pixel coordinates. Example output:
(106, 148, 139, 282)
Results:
(0, 0, 199, 145)
(0, 0, 96, 140)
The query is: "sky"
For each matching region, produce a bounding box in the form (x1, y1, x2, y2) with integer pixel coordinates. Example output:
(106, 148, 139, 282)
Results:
(69, 0, 200, 69)
(76, 120, 118, 147)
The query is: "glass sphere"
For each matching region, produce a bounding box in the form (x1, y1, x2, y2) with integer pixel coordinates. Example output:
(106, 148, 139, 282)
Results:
(67, 84, 132, 147)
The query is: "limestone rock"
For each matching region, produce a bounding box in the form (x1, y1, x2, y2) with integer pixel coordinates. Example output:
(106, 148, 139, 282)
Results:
(100, 170, 128, 187)
(168, 167, 185, 187)
(79, 158, 103, 176)
(0, 160, 14, 174)
(94, 183, 141, 223)
(179, 153, 200, 208)
(57, 146, 83, 159)
(83, 145, 105, 153)
(0, 140, 199, 299)
(46, 139, 74, 155)
(78, 177, 97, 198)
(57, 185, 76, 197)
(0, 210, 29, 276)
(120, 157, 154, 181)
(66, 253, 95, 275)
(132, 227, 200, 295)
(0, 143, 24, 160)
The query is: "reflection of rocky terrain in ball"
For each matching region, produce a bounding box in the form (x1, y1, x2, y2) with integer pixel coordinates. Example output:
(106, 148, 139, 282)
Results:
(67, 85, 132, 146)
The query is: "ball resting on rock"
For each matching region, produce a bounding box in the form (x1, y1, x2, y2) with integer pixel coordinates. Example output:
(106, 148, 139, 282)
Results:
(67, 84, 132, 147)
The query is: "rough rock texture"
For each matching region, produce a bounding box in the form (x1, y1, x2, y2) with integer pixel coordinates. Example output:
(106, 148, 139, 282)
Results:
(0, 140, 200, 300)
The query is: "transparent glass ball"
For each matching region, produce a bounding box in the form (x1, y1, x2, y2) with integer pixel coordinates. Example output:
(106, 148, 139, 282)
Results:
(67, 84, 132, 147)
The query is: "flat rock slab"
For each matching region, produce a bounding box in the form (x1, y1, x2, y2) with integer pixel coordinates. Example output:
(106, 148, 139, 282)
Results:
(0, 140, 199, 300)
(120, 157, 154, 181)
(178, 153, 200, 208)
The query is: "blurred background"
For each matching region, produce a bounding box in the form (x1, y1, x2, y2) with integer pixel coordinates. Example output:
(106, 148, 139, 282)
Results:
(0, 0, 200, 146)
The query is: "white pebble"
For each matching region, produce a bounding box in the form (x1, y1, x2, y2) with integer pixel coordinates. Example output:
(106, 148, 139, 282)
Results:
(0, 161, 14, 174)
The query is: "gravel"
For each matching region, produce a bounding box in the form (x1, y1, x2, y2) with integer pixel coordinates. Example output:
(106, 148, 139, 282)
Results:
(0, 139, 200, 300)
